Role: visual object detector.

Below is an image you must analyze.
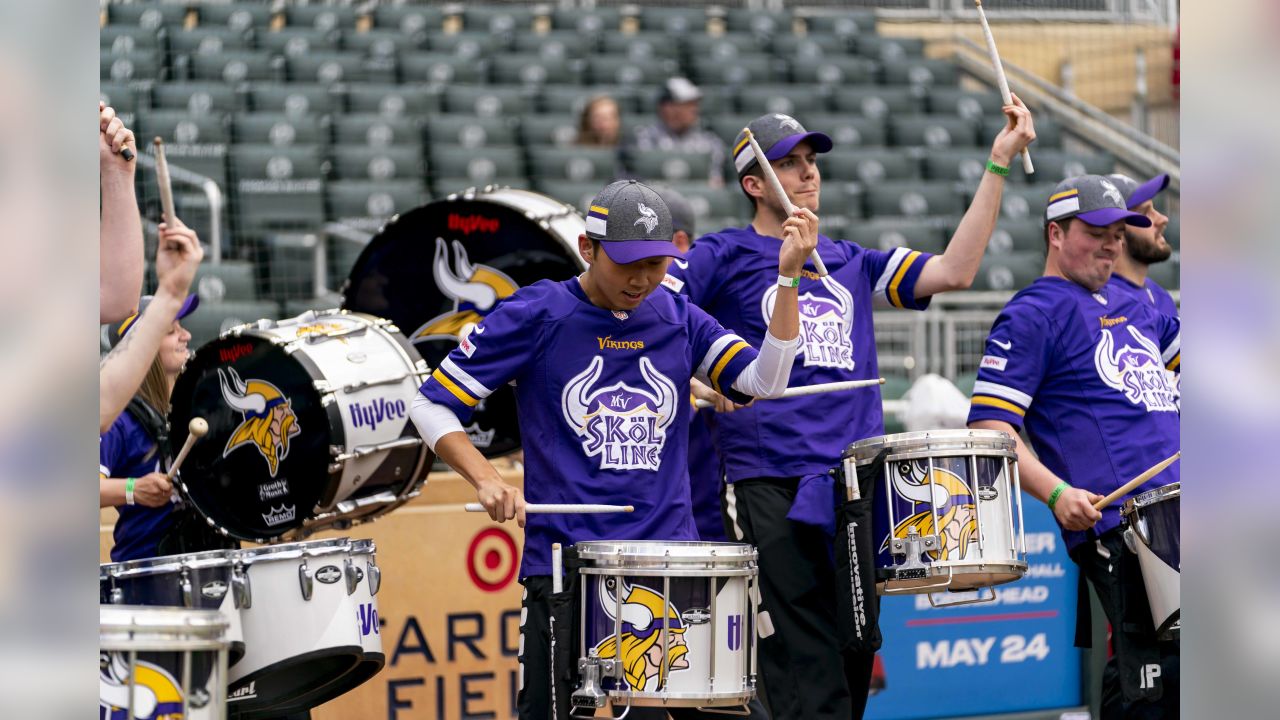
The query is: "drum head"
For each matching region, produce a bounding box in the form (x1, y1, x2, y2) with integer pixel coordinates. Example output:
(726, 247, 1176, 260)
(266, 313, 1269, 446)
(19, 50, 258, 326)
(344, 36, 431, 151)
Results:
(170, 335, 334, 541)
(342, 189, 585, 458)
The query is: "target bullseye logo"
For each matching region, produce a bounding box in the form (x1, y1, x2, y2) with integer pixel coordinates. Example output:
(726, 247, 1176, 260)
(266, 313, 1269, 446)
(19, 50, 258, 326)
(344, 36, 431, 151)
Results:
(467, 527, 519, 592)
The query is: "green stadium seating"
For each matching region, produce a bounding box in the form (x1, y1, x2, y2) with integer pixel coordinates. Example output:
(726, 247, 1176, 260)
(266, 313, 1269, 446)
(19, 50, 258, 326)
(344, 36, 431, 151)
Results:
(1146, 258, 1179, 292)
(332, 114, 421, 148)
(736, 85, 831, 116)
(231, 144, 327, 180)
(327, 180, 428, 230)
(830, 85, 924, 117)
(726, 11, 792, 37)
(802, 12, 877, 37)
(684, 35, 767, 60)
(198, 3, 275, 33)
(984, 116, 1063, 148)
(548, 7, 622, 35)
(429, 146, 525, 184)
(346, 84, 441, 117)
(256, 28, 341, 56)
(107, 3, 186, 29)
(101, 50, 161, 83)
(185, 300, 283, 349)
(821, 150, 922, 183)
(233, 113, 327, 147)
(981, 219, 1047, 255)
(533, 180, 604, 213)
(852, 35, 926, 61)
(624, 150, 716, 184)
(688, 55, 780, 86)
(373, 5, 445, 35)
(519, 115, 580, 148)
(330, 146, 426, 181)
(801, 114, 884, 148)
(286, 5, 359, 32)
(342, 29, 428, 57)
(152, 82, 242, 114)
(461, 5, 538, 34)
(586, 55, 681, 86)
(427, 32, 502, 57)
(510, 32, 598, 59)
(1020, 149, 1116, 183)
(998, 183, 1057, 221)
(891, 114, 980, 148)
(429, 114, 519, 148)
(528, 147, 620, 183)
(246, 83, 340, 116)
(189, 51, 282, 84)
(193, 261, 258, 302)
(928, 87, 1006, 120)
(139, 110, 231, 146)
(283, 293, 346, 318)
(922, 149, 989, 183)
(973, 252, 1045, 291)
(866, 181, 965, 218)
(288, 52, 395, 85)
(771, 34, 849, 57)
(491, 54, 581, 85)
(882, 59, 959, 87)
(101, 25, 162, 52)
(807, 57, 880, 86)
(638, 7, 709, 34)
(99, 82, 140, 114)
(538, 85, 648, 115)
(441, 85, 535, 117)
(400, 53, 487, 84)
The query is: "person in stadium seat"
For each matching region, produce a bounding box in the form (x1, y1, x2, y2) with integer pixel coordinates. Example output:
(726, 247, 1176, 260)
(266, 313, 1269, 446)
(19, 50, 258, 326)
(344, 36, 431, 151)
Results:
(100, 101, 144, 324)
(624, 77, 727, 187)
(576, 93, 623, 149)
(1105, 173, 1178, 316)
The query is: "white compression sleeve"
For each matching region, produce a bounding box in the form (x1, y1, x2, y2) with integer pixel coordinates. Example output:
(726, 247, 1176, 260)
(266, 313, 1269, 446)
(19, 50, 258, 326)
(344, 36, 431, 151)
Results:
(730, 331, 799, 399)
(410, 393, 466, 452)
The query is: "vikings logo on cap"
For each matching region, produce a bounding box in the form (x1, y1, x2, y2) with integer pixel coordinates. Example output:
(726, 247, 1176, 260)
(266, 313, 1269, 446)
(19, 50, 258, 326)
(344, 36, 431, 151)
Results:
(414, 238, 519, 342)
(634, 202, 659, 234)
(561, 356, 678, 471)
(882, 460, 978, 561)
(1094, 325, 1179, 413)
(594, 578, 691, 692)
(100, 651, 188, 720)
(762, 276, 856, 370)
(774, 114, 801, 131)
(220, 367, 301, 477)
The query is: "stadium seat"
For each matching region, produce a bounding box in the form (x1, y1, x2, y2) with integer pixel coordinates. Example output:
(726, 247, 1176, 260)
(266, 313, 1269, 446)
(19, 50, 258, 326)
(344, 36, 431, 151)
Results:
(511, 32, 598, 59)
(624, 150, 715, 184)
(845, 221, 948, 254)
(167, 28, 252, 58)
(1164, 215, 1179, 250)
(330, 145, 426, 181)
(260, 232, 330, 301)
(851, 35, 926, 62)
(801, 11, 877, 37)
(807, 57, 879, 87)
(342, 29, 428, 57)
(891, 115, 980, 148)
(101, 50, 161, 83)
(101, 26, 162, 53)
(928, 87, 1006, 121)
(532, 180, 602, 213)
(707, 113, 763, 148)
(198, 3, 275, 33)
(586, 55, 681, 86)
(771, 34, 850, 58)
(185, 300, 283, 349)
(332, 114, 422, 148)
(428, 114, 519, 148)
(528, 147, 619, 183)
(152, 82, 242, 114)
(255, 28, 341, 57)
(922, 150, 990, 183)
(427, 32, 502, 58)
(400, 53, 487, 84)
(519, 115, 580, 148)
(288, 52, 396, 85)
(327, 180, 428, 231)
(153, 144, 229, 189)
(548, 7, 622, 35)
(100, 82, 140, 114)
(442, 85, 535, 117)
(866, 181, 965, 218)
(1020, 149, 1115, 183)
(999, 183, 1058, 221)
(637, 6, 709, 34)
(1146, 258, 1179, 291)
(139, 110, 231, 145)
(984, 116, 1063, 148)
(830, 85, 924, 117)
(328, 232, 371, 287)
(973, 252, 1045, 291)
(688, 55, 780, 86)
(346, 84, 441, 118)
(981, 219, 1046, 255)
(736, 86, 831, 117)
(882, 59, 959, 87)
(805, 114, 887, 148)
(286, 5, 359, 32)
(233, 113, 327, 147)
(283, 293, 346, 318)
(235, 184, 327, 235)
(373, 4, 445, 35)
(429, 146, 525, 185)
(725, 11, 792, 37)
(189, 51, 282, 84)
(821, 150, 922, 183)
(461, 5, 538, 34)
(107, 3, 187, 29)
(193, 261, 258, 302)
(246, 83, 340, 116)
(231, 144, 327, 180)
(635, 84, 734, 117)
(684, 35, 767, 61)
(538, 85, 647, 115)
(661, 182, 749, 219)
(490, 54, 581, 85)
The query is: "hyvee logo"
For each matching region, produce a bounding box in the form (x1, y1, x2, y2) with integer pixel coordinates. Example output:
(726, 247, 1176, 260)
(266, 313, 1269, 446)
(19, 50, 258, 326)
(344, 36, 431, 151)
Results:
(219, 343, 254, 363)
(349, 397, 408, 432)
(447, 213, 499, 235)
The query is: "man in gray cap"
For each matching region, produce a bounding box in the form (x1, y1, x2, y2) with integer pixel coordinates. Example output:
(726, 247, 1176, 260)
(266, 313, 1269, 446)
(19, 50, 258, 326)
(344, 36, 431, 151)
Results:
(411, 179, 816, 719)
(626, 77, 728, 186)
(664, 100, 1037, 719)
(1106, 173, 1178, 317)
(969, 175, 1179, 719)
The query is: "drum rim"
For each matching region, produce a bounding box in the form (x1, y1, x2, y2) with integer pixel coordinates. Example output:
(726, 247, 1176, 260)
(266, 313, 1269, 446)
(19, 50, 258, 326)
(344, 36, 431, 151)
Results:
(1121, 481, 1180, 516)
(100, 604, 230, 637)
(844, 429, 1015, 462)
(103, 548, 236, 577)
(574, 540, 759, 564)
(235, 537, 352, 562)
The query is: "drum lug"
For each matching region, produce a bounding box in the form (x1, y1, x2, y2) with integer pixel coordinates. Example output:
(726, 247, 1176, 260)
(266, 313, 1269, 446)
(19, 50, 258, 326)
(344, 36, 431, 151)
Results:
(180, 568, 194, 608)
(572, 651, 620, 714)
(368, 560, 381, 596)
(109, 587, 123, 605)
(299, 560, 314, 601)
(232, 563, 252, 609)
(344, 557, 359, 596)
(314, 380, 334, 395)
(888, 529, 939, 582)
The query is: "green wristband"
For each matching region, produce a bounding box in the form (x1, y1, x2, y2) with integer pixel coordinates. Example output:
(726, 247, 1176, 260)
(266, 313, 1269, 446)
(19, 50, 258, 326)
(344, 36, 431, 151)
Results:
(986, 159, 1011, 177)
(1047, 481, 1070, 510)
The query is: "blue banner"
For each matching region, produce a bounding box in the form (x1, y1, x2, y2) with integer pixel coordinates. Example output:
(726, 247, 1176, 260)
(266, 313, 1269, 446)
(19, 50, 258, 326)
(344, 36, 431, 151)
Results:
(866, 502, 1082, 719)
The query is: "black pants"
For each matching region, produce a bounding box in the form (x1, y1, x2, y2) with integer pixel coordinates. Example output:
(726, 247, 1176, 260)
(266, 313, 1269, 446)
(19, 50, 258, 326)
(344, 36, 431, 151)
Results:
(1070, 528, 1180, 719)
(518, 577, 771, 720)
(724, 478, 874, 720)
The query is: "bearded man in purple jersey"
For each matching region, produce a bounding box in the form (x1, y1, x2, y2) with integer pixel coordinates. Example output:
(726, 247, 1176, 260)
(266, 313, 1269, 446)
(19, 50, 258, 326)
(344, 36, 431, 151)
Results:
(411, 179, 816, 719)
(1105, 172, 1178, 317)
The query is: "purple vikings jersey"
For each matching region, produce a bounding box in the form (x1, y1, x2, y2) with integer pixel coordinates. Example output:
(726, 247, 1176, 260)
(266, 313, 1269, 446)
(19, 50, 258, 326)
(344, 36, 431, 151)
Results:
(1108, 273, 1179, 318)
(101, 411, 176, 562)
(665, 226, 933, 480)
(420, 278, 759, 577)
(966, 277, 1181, 550)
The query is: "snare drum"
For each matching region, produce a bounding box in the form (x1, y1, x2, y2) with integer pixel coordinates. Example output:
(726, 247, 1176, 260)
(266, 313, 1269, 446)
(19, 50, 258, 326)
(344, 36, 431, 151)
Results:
(844, 429, 1027, 599)
(1122, 482, 1180, 640)
(100, 605, 230, 720)
(342, 186, 586, 458)
(227, 539, 364, 713)
(572, 541, 757, 714)
(170, 309, 433, 541)
(101, 549, 247, 667)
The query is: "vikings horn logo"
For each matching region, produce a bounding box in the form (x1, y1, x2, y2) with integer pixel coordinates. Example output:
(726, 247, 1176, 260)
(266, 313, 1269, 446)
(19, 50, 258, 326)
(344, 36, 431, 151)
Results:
(762, 275, 855, 370)
(220, 368, 301, 478)
(413, 237, 519, 342)
(594, 578, 690, 692)
(561, 356, 678, 471)
(1094, 326, 1178, 412)
(774, 114, 802, 131)
(1099, 178, 1126, 208)
(100, 650, 189, 719)
(634, 203, 659, 234)
(882, 461, 977, 561)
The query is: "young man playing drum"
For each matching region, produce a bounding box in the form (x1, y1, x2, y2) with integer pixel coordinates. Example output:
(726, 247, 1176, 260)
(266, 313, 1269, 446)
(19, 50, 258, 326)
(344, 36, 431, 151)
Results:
(410, 180, 816, 719)
(663, 104, 1036, 718)
(967, 175, 1180, 718)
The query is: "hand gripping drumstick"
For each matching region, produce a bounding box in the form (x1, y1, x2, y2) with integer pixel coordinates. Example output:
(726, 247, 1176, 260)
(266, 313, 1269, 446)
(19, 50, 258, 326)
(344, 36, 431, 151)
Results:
(464, 503, 634, 514)
(694, 378, 885, 410)
(975, 0, 1034, 174)
(1093, 451, 1180, 511)
(167, 418, 208, 480)
(153, 137, 176, 226)
(743, 128, 829, 277)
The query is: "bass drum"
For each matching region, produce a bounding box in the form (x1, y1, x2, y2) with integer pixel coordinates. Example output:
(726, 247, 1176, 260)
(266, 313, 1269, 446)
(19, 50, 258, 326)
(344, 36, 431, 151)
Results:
(342, 186, 586, 458)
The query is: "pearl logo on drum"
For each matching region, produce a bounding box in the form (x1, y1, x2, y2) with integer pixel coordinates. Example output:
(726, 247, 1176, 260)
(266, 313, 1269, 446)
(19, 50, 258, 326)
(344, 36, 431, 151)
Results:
(349, 398, 408, 432)
(201, 580, 229, 600)
(681, 608, 711, 625)
(315, 565, 342, 584)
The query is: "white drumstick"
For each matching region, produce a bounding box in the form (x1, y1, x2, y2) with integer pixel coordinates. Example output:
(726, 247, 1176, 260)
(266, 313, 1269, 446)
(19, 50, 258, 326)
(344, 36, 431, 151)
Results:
(551, 543, 563, 594)
(154, 136, 177, 225)
(464, 503, 634, 514)
(167, 417, 208, 480)
(744, 128, 829, 277)
(694, 378, 886, 409)
(975, 0, 1033, 174)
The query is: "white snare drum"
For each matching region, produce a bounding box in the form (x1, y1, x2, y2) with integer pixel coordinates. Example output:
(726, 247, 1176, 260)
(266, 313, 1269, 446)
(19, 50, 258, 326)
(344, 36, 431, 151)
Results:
(572, 541, 758, 715)
(1122, 482, 1180, 640)
(227, 538, 364, 713)
(844, 429, 1028, 602)
(100, 605, 230, 720)
(170, 309, 434, 541)
(101, 549, 247, 667)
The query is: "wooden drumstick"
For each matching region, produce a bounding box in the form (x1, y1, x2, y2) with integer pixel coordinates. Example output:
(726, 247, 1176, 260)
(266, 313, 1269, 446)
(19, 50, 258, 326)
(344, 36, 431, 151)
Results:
(743, 128, 829, 277)
(694, 378, 885, 409)
(1093, 451, 1180, 511)
(464, 503, 634, 514)
(975, 0, 1034, 174)
(153, 137, 176, 226)
(167, 417, 209, 481)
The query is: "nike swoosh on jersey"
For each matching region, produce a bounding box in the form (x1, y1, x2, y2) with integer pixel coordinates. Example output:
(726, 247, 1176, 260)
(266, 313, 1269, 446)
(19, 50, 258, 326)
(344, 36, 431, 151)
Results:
(673, 258, 689, 269)
(992, 339, 1012, 350)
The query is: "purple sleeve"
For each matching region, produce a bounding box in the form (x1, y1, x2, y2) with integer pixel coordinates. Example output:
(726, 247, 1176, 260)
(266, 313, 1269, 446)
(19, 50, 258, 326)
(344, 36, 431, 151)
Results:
(100, 422, 125, 477)
(688, 303, 759, 405)
(418, 295, 534, 422)
(663, 235, 727, 306)
(862, 246, 935, 311)
(966, 305, 1051, 431)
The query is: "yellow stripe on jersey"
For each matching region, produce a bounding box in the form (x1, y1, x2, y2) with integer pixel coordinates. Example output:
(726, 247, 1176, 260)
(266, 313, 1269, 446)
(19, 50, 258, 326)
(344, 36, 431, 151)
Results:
(1049, 189, 1080, 202)
(887, 250, 922, 309)
(432, 368, 479, 407)
(709, 341, 750, 392)
(972, 395, 1026, 417)
(1166, 354, 1180, 371)
(589, 205, 609, 216)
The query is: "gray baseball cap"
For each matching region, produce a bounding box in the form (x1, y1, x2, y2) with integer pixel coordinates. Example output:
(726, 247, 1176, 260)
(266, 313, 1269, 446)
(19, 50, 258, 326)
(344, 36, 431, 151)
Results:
(650, 184, 695, 237)
(732, 113, 833, 176)
(585, 180, 683, 264)
(1046, 175, 1152, 227)
(659, 77, 702, 104)
(1106, 173, 1170, 209)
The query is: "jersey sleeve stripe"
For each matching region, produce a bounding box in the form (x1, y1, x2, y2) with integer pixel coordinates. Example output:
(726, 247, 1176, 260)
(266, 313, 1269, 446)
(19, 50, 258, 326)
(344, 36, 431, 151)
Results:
(709, 341, 751, 392)
(887, 250, 922, 309)
(971, 380, 1032, 409)
(100, 464, 111, 477)
(699, 334, 743, 379)
(431, 368, 480, 407)
(1165, 353, 1180, 371)
(1161, 332, 1181, 364)
(440, 357, 494, 399)
(972, 395, 1026, 417)
(872, 247, 910, 300)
